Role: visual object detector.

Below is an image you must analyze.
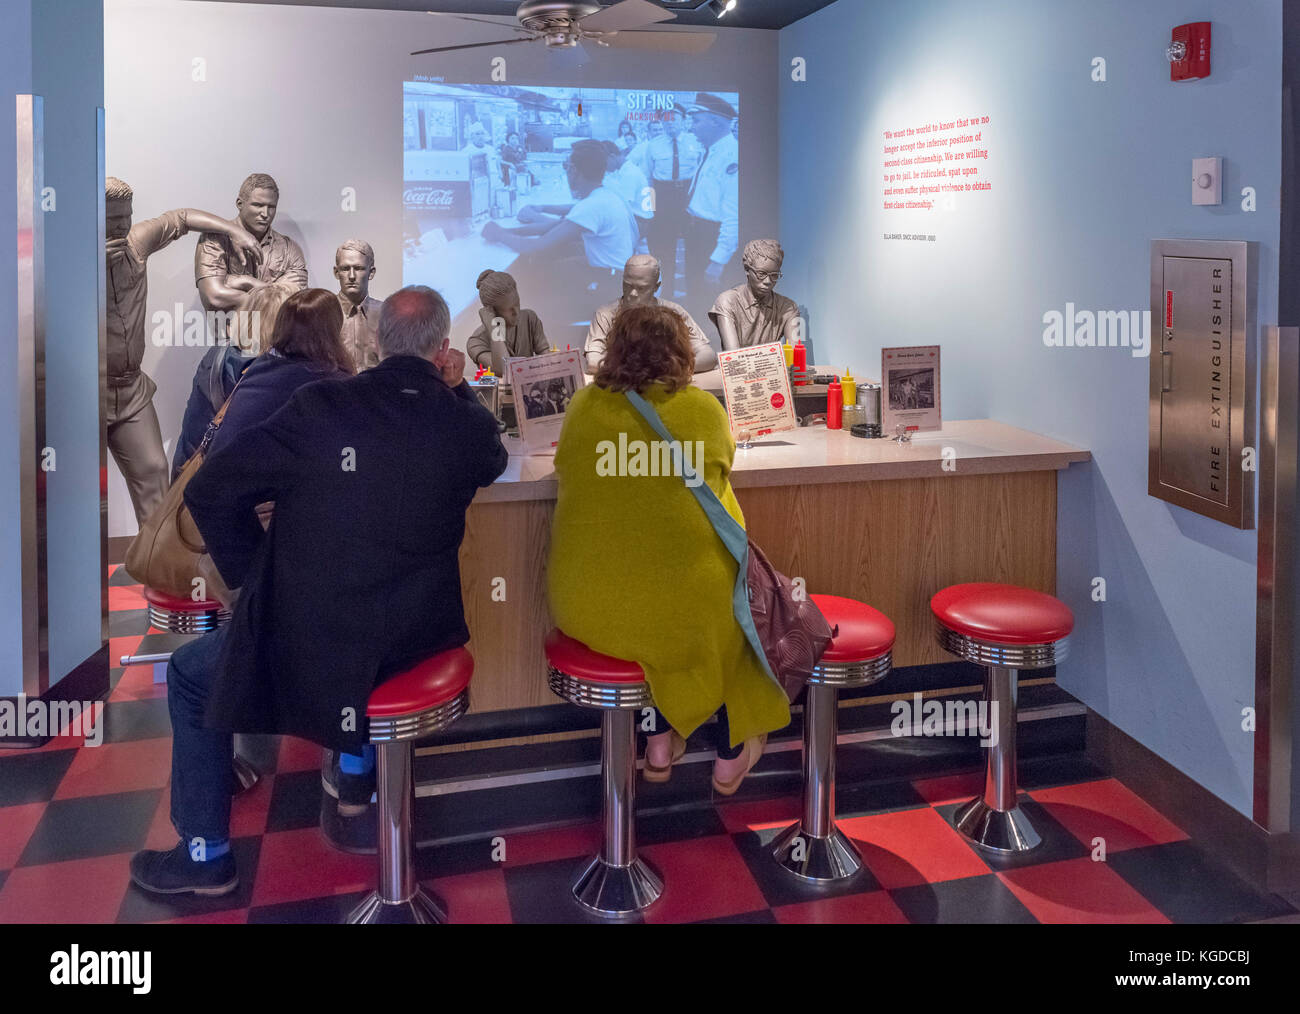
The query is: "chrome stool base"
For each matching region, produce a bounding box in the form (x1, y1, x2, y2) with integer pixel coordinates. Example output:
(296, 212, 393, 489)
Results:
(770, 820, 864, 883)
(953, 797, 1042, 853)
(231, 753, 260, 794)
(771, 663, 889, 885)
(346, 885, 447, 925)
(933, 625, 1066, 857)
(573, 855, 663, 917)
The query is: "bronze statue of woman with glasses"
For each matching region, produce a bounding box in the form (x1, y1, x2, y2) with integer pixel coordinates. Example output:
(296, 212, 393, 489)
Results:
(708, 238, 801, 350)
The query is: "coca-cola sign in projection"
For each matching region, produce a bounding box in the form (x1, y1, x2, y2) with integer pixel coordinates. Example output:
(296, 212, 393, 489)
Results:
(403, 80, 741, 343)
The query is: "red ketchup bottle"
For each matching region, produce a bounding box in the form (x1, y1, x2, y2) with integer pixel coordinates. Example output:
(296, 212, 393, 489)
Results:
(793, 341, 808, 386)
(827, 375, 843, 430)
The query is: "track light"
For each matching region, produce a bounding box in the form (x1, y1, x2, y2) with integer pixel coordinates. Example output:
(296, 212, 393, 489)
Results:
(708, 0, 737, 19)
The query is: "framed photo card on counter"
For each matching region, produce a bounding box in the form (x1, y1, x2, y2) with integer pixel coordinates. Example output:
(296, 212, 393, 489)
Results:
(511, 349, 586, 452)
(881, 345, 942, 435)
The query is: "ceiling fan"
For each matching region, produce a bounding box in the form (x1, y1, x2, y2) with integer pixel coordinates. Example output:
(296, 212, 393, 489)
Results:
(412, 0, 717, 57)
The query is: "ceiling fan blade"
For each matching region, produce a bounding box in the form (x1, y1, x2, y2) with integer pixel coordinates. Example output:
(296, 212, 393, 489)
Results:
(604, 30, 717, 55)
(580, 0, 675, 34)
(411, 37, 535, 56)
(426, 12, 532, 35)
(423, 12, 530, 34)
(549, 42, 592, 69)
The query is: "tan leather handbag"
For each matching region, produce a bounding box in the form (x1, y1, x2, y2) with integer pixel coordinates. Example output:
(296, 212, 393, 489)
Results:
(123, 394, 236, 603)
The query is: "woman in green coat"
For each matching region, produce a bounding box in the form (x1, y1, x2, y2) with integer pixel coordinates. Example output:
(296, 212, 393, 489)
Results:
(547, 304, 790, 795)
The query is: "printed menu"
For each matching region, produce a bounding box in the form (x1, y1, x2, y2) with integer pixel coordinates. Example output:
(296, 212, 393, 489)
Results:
(718, 343, 798, 439)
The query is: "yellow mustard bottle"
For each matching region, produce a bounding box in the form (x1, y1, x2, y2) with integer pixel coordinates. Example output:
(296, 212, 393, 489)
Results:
(841, 369, 857, 407)
(783, 343, 795, 367)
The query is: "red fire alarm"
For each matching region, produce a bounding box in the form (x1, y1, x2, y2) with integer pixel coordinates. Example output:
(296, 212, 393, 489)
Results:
(1169, 21, 1211, 81)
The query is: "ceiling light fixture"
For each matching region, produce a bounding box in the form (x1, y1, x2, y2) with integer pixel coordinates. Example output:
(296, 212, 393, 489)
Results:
(707, 0, 738, 19)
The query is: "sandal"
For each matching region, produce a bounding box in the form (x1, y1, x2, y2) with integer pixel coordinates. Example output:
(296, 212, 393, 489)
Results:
(643, 730, 688, 783)
(711, 734, 768, 797)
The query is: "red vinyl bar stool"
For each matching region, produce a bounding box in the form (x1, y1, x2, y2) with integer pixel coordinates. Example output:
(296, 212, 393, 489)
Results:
(346, 645, 473, 924)
(144, 587, 231, 633)
(770, 595, 895, 882)
(931, 582, 1073, 853)
(545, 629, 662, 917)
(123, 588, 257, 792)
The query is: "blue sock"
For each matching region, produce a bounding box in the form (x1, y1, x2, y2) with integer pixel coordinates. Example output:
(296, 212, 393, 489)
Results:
(186, 836, 230, 862)
(339, 744, 375, 775)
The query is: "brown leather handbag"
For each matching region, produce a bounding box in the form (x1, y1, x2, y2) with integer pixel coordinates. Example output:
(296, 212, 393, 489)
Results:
(746, 538, 836, 702)
(123, 392, 236, 602)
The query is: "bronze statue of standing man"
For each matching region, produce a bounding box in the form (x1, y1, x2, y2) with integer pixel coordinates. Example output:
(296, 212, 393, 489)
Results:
(194, 172, 308, 312)
(105, 176, 263, 524)
(334, 239, 383, 371)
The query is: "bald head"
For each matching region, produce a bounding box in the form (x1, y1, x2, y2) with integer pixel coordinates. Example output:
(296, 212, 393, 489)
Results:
(377, 285, 450, 362)
(621, 255, 661, 307)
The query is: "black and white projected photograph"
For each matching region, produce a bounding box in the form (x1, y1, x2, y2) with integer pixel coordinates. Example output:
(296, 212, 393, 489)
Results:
(403, 82, 740, 344)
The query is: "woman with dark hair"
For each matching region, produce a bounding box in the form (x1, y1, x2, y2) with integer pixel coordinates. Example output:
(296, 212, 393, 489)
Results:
(548, 304, 789, 795)
(204, 287, 354, 458)
(171, 284, 293, 481)
(616, 119, 637, 152)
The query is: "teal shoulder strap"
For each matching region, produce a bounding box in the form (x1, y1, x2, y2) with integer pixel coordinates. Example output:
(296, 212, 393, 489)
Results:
(624, 389, 776, 683)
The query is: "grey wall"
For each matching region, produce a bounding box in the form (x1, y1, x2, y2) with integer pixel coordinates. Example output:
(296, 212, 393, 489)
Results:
(104, 0, 781, 536)
(780, 0, 1283, 815)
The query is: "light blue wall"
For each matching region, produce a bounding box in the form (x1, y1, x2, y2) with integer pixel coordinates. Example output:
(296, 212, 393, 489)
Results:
(34, 0, 106, 685)
(780, 0, 1282, 815)
(0, 0, 105, 696)
(0, 0, 34, 698)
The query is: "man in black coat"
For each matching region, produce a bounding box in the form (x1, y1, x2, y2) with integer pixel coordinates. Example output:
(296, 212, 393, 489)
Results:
(130, 286, 507, 896)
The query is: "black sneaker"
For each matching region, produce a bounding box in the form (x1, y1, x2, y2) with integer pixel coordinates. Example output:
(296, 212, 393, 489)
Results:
(321, 750, 376, 818)
(129, 840, 238, 897)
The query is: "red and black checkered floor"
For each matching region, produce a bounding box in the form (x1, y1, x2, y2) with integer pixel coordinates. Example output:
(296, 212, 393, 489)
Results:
(0, 565, 1296, 924)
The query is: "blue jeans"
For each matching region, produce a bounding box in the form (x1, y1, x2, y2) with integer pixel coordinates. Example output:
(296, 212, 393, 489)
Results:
(166, 625, 235, 841)
(649, 706, 743, 760)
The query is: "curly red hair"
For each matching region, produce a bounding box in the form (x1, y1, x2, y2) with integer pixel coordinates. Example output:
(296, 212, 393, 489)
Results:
(594, 303, 694, 394)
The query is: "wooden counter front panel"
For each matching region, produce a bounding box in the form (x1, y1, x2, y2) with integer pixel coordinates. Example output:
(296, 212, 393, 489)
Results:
(734, 472, 1057, 665)
(458, 498, 557, 714)
(459, 470, 1057, 714)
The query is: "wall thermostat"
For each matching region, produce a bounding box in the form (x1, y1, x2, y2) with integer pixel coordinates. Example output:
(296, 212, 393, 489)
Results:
(1192, 157, 1222, 206)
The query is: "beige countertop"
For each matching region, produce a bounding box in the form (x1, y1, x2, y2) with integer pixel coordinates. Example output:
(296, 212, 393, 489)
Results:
(474, 419, 1091, 505)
